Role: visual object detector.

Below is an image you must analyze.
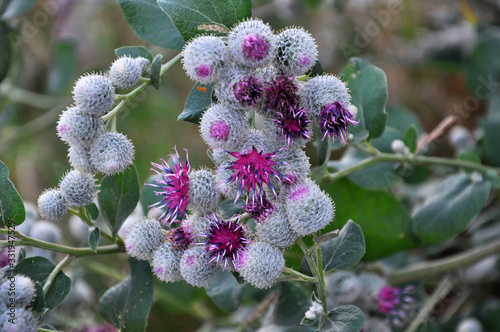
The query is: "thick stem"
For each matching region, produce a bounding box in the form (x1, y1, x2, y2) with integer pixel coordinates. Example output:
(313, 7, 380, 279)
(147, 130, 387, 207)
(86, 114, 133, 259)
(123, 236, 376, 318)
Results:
(70, 208, 124, 246)
(43, 254, 74, 295)
(388, 238, 500, 284)
(282, 267, 317, 283)
(325, 152, 500, 184)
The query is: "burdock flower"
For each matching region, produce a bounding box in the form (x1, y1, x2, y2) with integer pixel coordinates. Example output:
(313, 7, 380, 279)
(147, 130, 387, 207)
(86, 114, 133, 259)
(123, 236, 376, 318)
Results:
(377, 285, 416, 328)
(200, 213, 250, 269)
(233, 76, 264, 107)
(245, 193, 274, 221)
(273, 106, 312, 146)
(264, 74, 301, 114)
(222, 146, 284, 202)
(319, 101, 358, 143)
(148, 148, 191, 224)
(168, 225, 193, 251)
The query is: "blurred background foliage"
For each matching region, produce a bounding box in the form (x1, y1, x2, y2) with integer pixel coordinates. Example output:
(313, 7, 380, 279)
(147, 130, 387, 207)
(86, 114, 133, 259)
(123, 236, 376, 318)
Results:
(1, 0, 500, 330)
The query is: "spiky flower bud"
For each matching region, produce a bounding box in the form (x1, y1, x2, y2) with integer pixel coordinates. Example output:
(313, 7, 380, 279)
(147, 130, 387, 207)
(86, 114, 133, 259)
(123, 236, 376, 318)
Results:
(228, 19, 276, 67)
(275, 28, 318, 76)
(68, 145, 97, 174)
(273, 148, 310, 186)
(200, 104, 250, 150)
(183, 36, 228, 83)
(89, 132, 134, 175)
(215, 67, 265, 109)
(180, 246, 219, 287)
(0, 275, 36, 308)
(326, 271, 362, 304)
(109, 56, 143, 89)
(151, 242, 183, 282)
(59, 169, 97, 206)
(303, 75, 350, 117)
(72, 74, 115, 116)
(136, 56, 151, 73)
(285, 179, 334, 236)
(187, 169, 221, 214)
(37, 189, 68, 221)
(56, 107, 104, 148)
(255, 204, 298, 249)
(0, 307, 40, 332)
(235, 242, 284, 289)
(125, 218, 165, 261)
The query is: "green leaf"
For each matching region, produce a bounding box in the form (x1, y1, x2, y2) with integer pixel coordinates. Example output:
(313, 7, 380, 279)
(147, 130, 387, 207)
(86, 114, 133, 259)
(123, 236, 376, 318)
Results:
(0, 160, 25, 227)
(320, 305, 365, 332)
(302, 220, 365, 274)
(98, 258, 154, 332)
(386, 105, 423, 134)
(98, 165, 140, 238)
(47, 41, 77, 95)
(178, 83, 214, 124)
(150, 54, 162, 89)
(263, 282, 314, 331)
(322, 178, 419, 260)
(413, 173, 492, 244)
(88, 227, 101, 253)
(305, 60, 323, 78)
(0, 23, 12, 84)
(341, 57, 388, 140)
(115, 46, 153, 62)
(329, 127, 403, 190)
(312, 128, 331, 183)
(300, 317, 316, 326)
(117, 0, 184, 50)
(483, 113, 500, 167)
(206, 270, 244, 312)
(219, 198, 245, 218)
(157, 0, 252, 42)
(30, 281, 46, 313)
(0, 0, 36, 19)
(14, 257, 71, 310)
(85, 203, 99, 221)
(404, 124, 418, 154)
(458, 151, 481, 174)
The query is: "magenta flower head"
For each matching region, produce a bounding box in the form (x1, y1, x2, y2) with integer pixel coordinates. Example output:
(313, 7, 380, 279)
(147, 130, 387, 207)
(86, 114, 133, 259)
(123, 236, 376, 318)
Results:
(264, 74, 301, 114)
(378, 285, 416, 328)
(222, 146, 284, 202)
(319, 101, 358, 143)
(168, 225, 193, 251)
(272, 106, 312, 147)
(148, 147, 191, 224)
(200, 213, 250, 269)
(245, 193, 274, 221)
(233, 75, 264, 107)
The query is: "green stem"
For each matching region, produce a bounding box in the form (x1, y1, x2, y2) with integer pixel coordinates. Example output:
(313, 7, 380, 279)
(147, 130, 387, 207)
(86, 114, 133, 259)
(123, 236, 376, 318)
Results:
(102, 52, 183, 121)
(315, 238, 328, 315)
(297, 239, 329, 324)
(405, 275, 458, 332)
(282, 267, 317, 283)
(43, 254, 74, 295)
(325, 152, 500, 183)
(0, 228, 123, 257)
(70, 208, 124, 246)
(388, 237, 500, 284)
(0, 80, 62, 109)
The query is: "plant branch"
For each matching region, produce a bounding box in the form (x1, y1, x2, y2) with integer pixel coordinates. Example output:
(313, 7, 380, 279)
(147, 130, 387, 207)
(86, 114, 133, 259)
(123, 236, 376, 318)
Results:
(43, 254, 74, 295)
(0, 80, 63, 109)
(325, 151, 500, 183)
(282, 267, 316, 283)
(70, 208, 124, 246)
(102, 52, 183, 121)
(388, 238, 500, 284)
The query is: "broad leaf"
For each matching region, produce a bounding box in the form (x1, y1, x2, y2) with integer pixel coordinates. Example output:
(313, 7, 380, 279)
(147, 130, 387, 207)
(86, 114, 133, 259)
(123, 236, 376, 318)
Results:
(206, 270, 244, 312)
(484, 113, 500, 167)
(116, 46, 153, 62)
(413, 173, 491, 244)
(88, 227, 101, 253)
(14, 257, 71, 310)
(117, 0, 184, 49)
(0, 160, 25, 227)
(404, 124, 418, 154)
(98, 258, 154, 332)
(341, 57, 388, 140)
(320, 305, 365, 332)
(323, 178, 419, 260)
(305, 60, 323, 78)
(178, 83, 214, 124)
(302, 220, 365, 274)
(150, 54, 162, 89)
(98, 165, 140, 238)
(157, 0, 252, 42)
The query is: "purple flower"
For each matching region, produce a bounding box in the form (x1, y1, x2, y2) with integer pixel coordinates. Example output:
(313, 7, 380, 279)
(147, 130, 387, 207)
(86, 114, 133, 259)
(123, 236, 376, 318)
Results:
(233, 76, 264, 107)
(147, 148, 191, 225)
(200, 213, 250, 269)
(378, 285, 416, 328)
(196, 64, 212, 78)
(319, 101, 358, 143)
(0, 248, 9, 268)
(242, 34, 270, 61)
(210, 120, 230, 141)
(264, 74, 301, 114)
(245, 194, 274, 221)
(274, 106, 312, 146)
(222, 146, 284, 202)
(168, 225, 193, 251)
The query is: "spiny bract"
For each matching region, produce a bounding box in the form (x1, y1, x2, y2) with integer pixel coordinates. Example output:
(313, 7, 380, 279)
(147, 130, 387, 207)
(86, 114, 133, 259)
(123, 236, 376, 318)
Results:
(125, 218, 165, 261)
(37, 189, 68, 221)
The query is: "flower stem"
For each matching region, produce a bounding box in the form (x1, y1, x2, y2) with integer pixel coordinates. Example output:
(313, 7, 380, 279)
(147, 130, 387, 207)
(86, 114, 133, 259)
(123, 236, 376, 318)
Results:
(282, 267, 317, 283)
(70, 207, 124, 247)
(102, 52, 183, 121)
(43, 254, 74, 295)
(325, 151, 500, 183)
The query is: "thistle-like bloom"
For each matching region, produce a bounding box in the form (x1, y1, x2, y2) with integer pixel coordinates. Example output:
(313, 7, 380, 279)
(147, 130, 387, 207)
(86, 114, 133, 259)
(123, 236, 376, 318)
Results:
(233, 76, 264, 107)
(245, 194, 274, 221)
(223, 146, 284, 202)
(168, 226, 193, 251)
(200, 213, 250, 269)
(148, 148, 191, 224)
(264, 74, 301, 114)
(378, 285, 416, 328)
(273, 106, 312, 146)
(319, 101, 358, 143)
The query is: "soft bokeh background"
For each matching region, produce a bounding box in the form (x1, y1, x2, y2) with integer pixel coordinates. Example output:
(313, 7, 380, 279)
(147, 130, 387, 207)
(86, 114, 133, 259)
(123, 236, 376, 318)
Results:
(0, 0, 498, 330)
